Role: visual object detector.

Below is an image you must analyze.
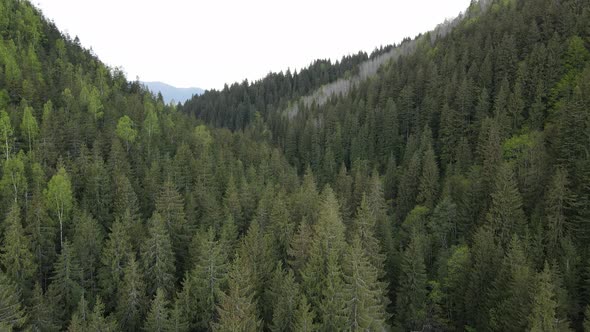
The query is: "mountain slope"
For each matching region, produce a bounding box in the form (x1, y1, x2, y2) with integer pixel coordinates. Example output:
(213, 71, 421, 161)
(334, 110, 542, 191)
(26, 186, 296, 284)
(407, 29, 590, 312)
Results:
(1, 0, 590, 331)
(142, 81, 203, 104)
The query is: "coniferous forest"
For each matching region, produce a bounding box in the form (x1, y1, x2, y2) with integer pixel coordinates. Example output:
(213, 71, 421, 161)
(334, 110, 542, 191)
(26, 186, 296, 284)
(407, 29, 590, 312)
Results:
(1, 0, 590, 330)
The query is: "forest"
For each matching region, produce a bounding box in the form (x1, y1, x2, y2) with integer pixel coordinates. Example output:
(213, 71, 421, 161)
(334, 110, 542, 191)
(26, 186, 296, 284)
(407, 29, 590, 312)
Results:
(0, 0, 590, 330)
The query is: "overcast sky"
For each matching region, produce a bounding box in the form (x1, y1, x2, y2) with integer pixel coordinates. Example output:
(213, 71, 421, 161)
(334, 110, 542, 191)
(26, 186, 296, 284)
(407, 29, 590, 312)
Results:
(34, 0, 470, 90)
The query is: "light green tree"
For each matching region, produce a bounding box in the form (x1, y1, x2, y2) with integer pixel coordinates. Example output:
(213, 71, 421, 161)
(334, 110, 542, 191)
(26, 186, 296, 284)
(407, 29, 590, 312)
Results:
(20, 104, 38, 151)
(116, 115, 137, 152)
(0, 110, 13, 160)
(44, 167, 73, 249)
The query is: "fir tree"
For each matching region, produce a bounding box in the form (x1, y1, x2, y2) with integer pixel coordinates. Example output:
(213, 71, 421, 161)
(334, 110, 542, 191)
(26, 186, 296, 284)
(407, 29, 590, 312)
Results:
(144, 288, 170, 332)
(141, 212, 176, 297)
(213, 254, 262, 332)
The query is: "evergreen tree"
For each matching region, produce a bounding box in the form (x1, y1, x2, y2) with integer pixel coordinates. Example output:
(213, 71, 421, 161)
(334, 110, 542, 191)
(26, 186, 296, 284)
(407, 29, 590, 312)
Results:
(48, 240, 84, 325)
(486, 163, 526, 246)
(301, 186, 346, 309)
(319, 252, 348, 332)
(156, 180, 190, 272)
(117, 256, 146, 332)
(396, 233, 427, 331)
(145, 288, 170, 332)
(1, 201, 35, 289)
(0, 272, 27, 330)
(141, 212, 176, 297)
(28, 282, 59, 331)
(417, 147, 439, 208)
(342, 237, 390, 331)
(71, 210, 103, 296)
(191, 227, 228, 330)
(293, 296, 317, 332)
(213, 254, 262, 332)
(528, 263, 568, 332)
(99, 217, 133, 309)
(269, 264, 299, 332)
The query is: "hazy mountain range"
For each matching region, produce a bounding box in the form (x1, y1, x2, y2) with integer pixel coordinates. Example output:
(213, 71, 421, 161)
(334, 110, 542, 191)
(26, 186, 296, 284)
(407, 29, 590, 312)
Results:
(142, 81, 204, 104)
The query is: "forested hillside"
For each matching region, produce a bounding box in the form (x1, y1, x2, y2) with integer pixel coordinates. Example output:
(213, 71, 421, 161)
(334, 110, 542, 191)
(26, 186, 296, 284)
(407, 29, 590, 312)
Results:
(1, 0, 590, 331)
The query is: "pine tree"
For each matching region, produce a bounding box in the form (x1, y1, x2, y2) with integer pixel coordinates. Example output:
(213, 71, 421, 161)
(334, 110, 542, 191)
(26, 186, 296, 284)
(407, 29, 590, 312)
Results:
(545, 168, 573, 257)
(417, 147, 439, 208)
(68, 294, 90, 332)
(288, 219, 313, 277)
(26, 189, 57, 289)
(269, 191, 294, 261)
(397, 151, 421, 220)
(145, 288, 170, 332)
(396, 233, 427, 331)
(319, 251, 348, 332)
(191, 227, 228, 330)
(117, 255, 146, 332)
(528, 263, 566, 332)
(489, 236, 534, 331)
(213, 254, 262, 332)
(293, 295, 317, 332)
(48, 240, 84, 325)
(0, 272, 27, 329)
(141, 212, 176, 297)
(99, 217, 133, 309)
(223, 174, 243, 228)
(465, 226, 502, 330)
(486, 163, 526, 246)
(268, 263, 300, 332)
(238, 220, 276, 324)
(87, 297, 118, 331)
(156, 180, 190, 270)
(302, 186, 346, 309)
(584, 305, 590, 332)
(351, 194, 385, 271)
(443, 245, 470, 329)
(71, 210, 103, 295)
(342, 237, 390, 331)
(1, 201, 35, 289)
(28, 282, 59, 331)
(166, 299, 190, 332)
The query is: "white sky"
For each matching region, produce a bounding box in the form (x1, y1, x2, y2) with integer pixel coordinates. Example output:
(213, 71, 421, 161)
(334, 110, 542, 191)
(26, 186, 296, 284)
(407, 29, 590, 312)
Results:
(33, 0, 470, 90)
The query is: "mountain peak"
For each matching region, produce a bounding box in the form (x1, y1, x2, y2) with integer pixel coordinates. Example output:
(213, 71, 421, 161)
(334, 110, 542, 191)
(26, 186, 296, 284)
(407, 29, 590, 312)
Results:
(142, 81, 204, 104)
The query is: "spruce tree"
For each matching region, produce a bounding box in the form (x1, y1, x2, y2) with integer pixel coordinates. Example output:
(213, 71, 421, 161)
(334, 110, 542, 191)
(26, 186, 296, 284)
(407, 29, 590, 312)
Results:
(141, 212, 176, 297)
(319, 252, 347, 332)
(0, 272, 27, 330)
(396, 233, 427, 331)
(1, 201, 35, 289)
(486, 163, 526, 246)
(99, 217, 133, 309)
(213, 254, 262, 332)
(528, 263, 566, 332)
(144, 288, 170, 332)
(269, 264, 300, 332)
(342, 237, 390, 331)
(117, 255, 146, 332)
(191, 227, 228, 330)
(48, 240, 84, 326)
(293, 296, 317, 332)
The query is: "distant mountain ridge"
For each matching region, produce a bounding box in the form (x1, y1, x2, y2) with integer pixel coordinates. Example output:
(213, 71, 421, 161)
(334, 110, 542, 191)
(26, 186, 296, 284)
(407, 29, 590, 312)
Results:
(142, 81, 204, 104)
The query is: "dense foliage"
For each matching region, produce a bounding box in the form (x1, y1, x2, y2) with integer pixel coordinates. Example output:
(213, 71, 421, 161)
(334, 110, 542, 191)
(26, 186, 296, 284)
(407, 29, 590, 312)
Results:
(0, 0, 590, 331)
